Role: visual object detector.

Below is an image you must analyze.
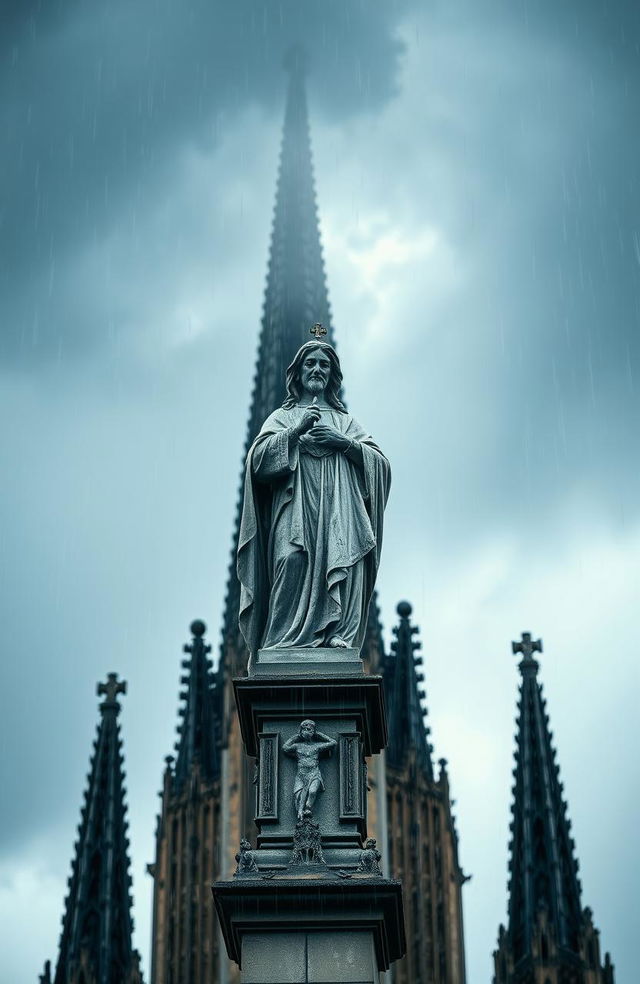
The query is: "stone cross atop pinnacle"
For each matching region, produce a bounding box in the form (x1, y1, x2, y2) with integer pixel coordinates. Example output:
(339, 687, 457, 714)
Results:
(512, 631, 542, 672)
(97, 672, 127, 711)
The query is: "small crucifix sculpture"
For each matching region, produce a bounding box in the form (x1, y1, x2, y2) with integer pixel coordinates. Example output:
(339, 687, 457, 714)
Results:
(97, 672, 127, 706)
(511, 632, 542, 661)
(309, 322, 327, 340)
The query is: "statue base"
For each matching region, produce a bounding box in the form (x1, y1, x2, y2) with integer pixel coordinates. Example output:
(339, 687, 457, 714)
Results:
(234, 668, 386, 852)
(212, 876, 405, 982)
(214, 654, 406, 980)
(250, 646, 363, 677)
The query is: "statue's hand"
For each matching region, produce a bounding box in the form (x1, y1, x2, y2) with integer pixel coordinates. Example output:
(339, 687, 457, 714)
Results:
(309, 424, 350, 451)
(296, 405, 322, 435)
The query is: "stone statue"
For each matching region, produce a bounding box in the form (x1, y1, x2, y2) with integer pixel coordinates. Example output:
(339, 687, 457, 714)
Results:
(357, 837, 383, 876)
(234, 838, 259, 875)
(282, 719, 337, 819)
(237, 338, 390, 655)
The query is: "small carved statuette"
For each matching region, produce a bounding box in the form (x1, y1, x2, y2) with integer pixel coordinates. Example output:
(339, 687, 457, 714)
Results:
(291, 816, 325, 865)
(357, 837, 383, 876)
(283, 720, 336, 820)
(234, 838, 259, 876)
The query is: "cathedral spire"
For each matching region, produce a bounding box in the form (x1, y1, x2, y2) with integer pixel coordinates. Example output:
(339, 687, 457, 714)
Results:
(384, 601, 433, 779)
(51, 674, 142, 984)
(173, 619, 220, 792)
(246, 45, 334, 444)
(221, 51, 334, 657)
(493, 633, 614, 983)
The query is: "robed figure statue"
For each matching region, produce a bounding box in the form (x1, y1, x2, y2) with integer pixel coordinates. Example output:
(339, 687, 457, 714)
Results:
(238, 338, 390, 656)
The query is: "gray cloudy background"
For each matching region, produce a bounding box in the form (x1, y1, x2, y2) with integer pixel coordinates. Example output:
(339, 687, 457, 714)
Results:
(1, 1, 639, 980)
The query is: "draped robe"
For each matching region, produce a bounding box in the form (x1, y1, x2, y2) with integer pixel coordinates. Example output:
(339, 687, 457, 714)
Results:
(237, 405, 390, 654)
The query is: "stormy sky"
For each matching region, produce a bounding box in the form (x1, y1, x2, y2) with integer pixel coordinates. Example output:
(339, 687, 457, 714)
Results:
(1, 1, 639, 981)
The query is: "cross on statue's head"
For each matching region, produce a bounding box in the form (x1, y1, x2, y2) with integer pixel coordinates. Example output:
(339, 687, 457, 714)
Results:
(511, 632, 543, 661)
(310, 323, 327, 340)
(97, 672, 127, 709)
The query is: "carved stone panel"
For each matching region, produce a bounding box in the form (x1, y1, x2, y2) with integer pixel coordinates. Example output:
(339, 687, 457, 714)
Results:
(339, 732, 364, 821)
(253, 717, 364, 851)
(257, 733, 279, 821)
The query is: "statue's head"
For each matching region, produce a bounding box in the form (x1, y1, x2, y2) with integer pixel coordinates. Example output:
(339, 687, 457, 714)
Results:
(300, 719, 316, 740)
(283, 341, 346, 412)
(240, 838, 251, 850)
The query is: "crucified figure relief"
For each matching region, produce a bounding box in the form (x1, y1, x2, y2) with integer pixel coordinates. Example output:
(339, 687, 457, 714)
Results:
(282, 720, 336, 820)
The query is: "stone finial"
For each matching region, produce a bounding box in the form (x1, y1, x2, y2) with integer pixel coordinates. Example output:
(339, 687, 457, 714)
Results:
(512, 631, 542, 661)
(97, 673, 126, 712)
(183, 619, 212, 657)
(190, 619, 207, 638)
(512, 632, 542, 674)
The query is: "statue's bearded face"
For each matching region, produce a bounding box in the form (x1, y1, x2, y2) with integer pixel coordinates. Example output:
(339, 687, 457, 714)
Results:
(299, 347, 331, 396)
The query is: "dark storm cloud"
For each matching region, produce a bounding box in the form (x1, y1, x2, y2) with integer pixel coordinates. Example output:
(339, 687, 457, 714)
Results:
(513, 0, 640, 57)
(0, 0, 409, 366)
(317, 0, 640, 547)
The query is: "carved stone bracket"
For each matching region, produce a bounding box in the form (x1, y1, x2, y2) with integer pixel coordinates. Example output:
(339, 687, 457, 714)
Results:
(339, 732, 364, 821)
(256, 732, 279, 821)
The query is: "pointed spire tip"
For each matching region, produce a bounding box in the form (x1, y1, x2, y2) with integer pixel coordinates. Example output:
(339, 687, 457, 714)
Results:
(283, 43, 308, 78)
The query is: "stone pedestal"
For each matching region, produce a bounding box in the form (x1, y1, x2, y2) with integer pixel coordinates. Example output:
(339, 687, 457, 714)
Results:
(212, 650, 405, 982)
(249, 646, 363, 677)
(241, 930, 377, 984)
